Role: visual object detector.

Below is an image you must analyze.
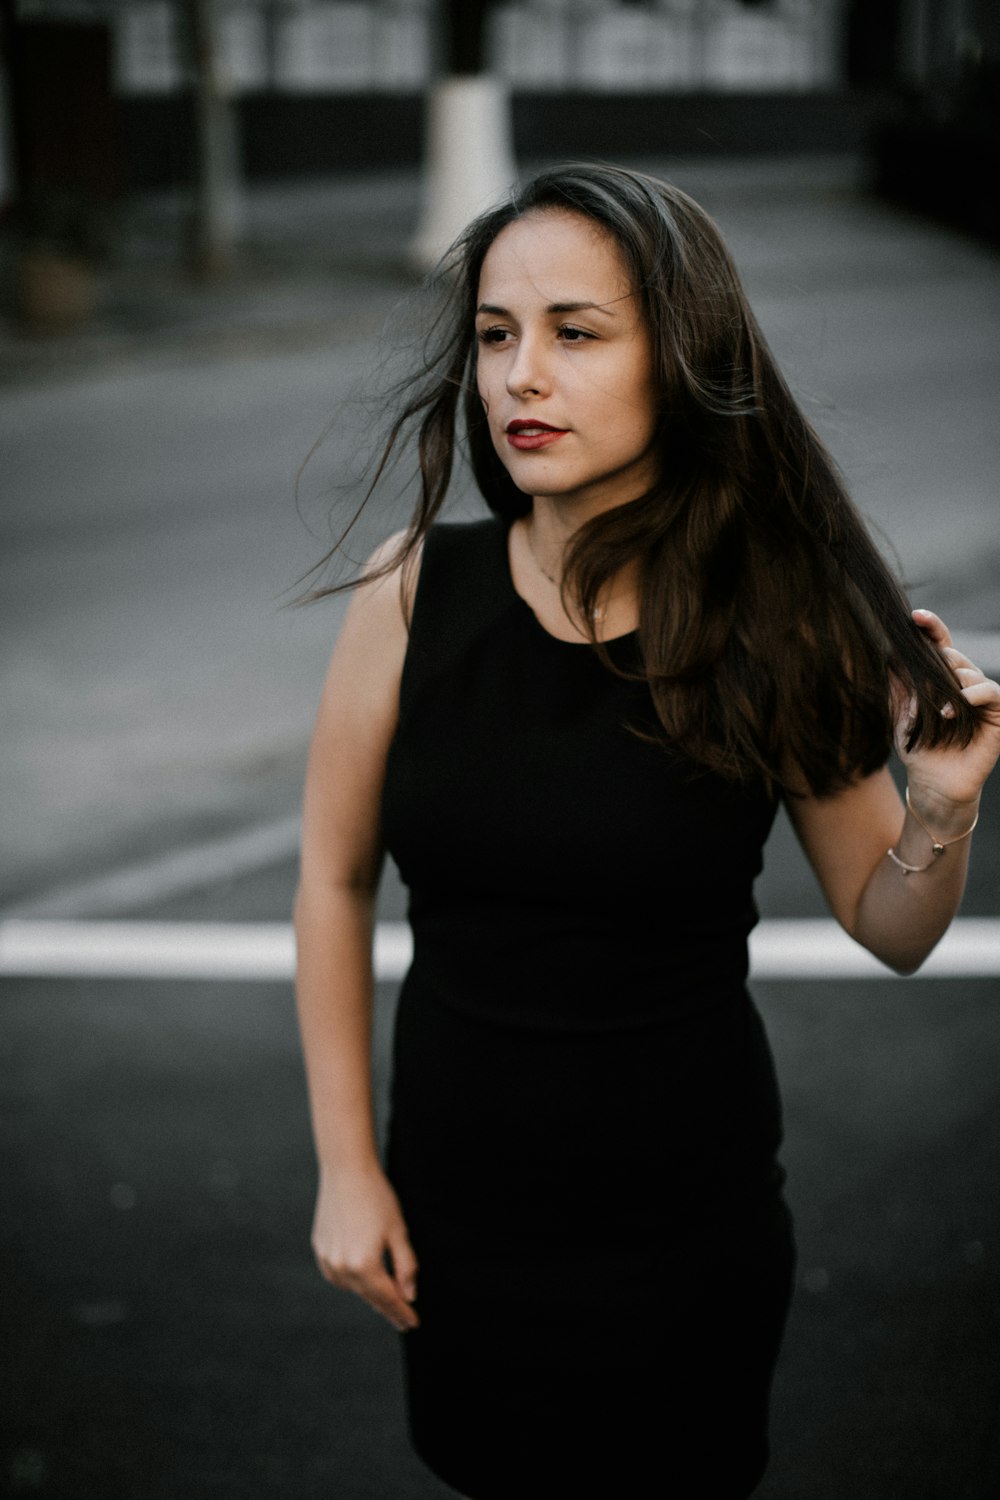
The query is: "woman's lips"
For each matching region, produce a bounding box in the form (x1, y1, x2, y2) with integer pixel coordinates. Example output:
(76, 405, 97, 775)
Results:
(505, 422, 568, 451)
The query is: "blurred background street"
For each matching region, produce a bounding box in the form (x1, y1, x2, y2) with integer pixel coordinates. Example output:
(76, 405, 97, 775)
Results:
(2, 1, 1000, 1496)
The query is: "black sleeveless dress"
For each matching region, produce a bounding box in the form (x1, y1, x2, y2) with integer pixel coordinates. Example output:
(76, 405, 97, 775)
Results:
(381, 518, 795, 1499)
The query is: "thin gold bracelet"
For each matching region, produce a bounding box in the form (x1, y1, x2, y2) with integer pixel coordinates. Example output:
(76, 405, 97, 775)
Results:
(886, 787, 980, 875)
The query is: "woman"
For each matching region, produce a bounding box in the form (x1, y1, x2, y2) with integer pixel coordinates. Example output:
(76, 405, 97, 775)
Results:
(293, 165, 999, 1497)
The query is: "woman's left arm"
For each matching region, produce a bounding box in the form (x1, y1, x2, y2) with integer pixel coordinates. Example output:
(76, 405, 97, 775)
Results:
(786, 610, 1000, 975)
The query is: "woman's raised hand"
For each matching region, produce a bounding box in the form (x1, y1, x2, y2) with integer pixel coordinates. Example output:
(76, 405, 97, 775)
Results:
(311, 1164, 420, 1333)
(901, 609, 1000, 824)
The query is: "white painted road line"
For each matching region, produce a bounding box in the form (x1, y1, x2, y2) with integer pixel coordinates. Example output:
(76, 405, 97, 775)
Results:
(751, 918, 1000, 978)
(0, 921, 297, 981)
(0, 918, 997, 982)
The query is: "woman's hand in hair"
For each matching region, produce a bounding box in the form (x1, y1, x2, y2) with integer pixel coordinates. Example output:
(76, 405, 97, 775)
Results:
(311, 1162, 420, 1334)
(899, 609, 1000, 825)
(788, 610, 996, 974)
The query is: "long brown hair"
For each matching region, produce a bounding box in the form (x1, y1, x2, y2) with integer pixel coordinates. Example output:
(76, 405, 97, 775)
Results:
(302, 162, 977, 796)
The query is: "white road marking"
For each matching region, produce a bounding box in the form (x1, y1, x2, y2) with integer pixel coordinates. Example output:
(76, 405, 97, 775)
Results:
(0, 918, 997, 982)
(751, 918, 1000, 978)
(0, 920, 298, 980)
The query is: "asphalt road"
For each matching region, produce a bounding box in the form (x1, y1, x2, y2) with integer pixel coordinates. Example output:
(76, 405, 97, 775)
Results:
(4, 834, 1000, 1499)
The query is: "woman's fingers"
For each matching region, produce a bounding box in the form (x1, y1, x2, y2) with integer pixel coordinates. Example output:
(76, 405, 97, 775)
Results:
(317, 1249, 420, 1332)
(941, 646, 982, 677)
(912, 607, 954, 650)
(941, 647, 1000, 711)
(347, 1262, 420, 1333)
(386, 1223, 420, 1306)
(912, 610, 1000, 720)
(938, 658, 985, 718)
(309, 1169, 421, 1333)
(960, 676, 1000, 713)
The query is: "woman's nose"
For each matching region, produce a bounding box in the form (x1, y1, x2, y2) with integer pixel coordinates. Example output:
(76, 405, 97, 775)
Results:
(505, 336, 550, 399)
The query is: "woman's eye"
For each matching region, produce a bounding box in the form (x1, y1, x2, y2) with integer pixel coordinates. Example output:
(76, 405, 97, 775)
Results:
(557, 325, 594, 343)
(477, 327, 510, 345)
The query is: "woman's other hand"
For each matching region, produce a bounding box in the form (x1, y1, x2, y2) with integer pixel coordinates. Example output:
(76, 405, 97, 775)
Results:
(311, 1165, 420, 1333)
(901, 609, 1000, 823)
(789, 609, 997, 974)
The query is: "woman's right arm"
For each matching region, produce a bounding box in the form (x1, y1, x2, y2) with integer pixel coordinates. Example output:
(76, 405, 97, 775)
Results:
(293, 540, 420, 1333)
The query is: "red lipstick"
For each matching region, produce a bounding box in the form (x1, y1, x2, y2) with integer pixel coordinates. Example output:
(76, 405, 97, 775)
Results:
(506, 420, 568, 451)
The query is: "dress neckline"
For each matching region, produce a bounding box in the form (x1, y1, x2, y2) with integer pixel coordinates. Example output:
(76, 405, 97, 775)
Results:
(497, 517, 638, 650)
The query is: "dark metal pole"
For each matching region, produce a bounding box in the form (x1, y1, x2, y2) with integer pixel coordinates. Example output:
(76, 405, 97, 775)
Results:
(182, 0, 243, 276)
(443, 0, 490, 76)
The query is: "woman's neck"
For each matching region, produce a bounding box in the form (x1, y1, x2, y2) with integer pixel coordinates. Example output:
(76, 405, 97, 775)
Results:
(516, 501, 640, 638)
(522, 505, 574, 588)
(524, 497, 617, 587)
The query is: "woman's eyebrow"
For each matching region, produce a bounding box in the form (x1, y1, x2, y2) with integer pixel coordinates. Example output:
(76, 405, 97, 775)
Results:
(475, 300, 618, 317)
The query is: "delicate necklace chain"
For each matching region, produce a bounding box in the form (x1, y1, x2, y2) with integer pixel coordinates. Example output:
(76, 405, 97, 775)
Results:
(524, 520, 606, 623)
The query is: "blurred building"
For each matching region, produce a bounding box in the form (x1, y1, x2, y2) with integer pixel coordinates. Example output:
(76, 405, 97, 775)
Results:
(1, 1, 997, 230)
(85, 1, 849, 98)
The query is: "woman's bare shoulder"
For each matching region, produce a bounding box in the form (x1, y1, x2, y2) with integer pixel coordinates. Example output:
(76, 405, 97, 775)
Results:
(308, 531, 422, 737)
(354, 529, 424, 633)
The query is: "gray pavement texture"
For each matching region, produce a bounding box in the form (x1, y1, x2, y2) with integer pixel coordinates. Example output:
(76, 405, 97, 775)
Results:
(4, 878, 1000, 1499)
(3, 156, 1000, 1498)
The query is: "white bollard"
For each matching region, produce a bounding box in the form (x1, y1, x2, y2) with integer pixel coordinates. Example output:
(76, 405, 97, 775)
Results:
(409, 74, 517, 274)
